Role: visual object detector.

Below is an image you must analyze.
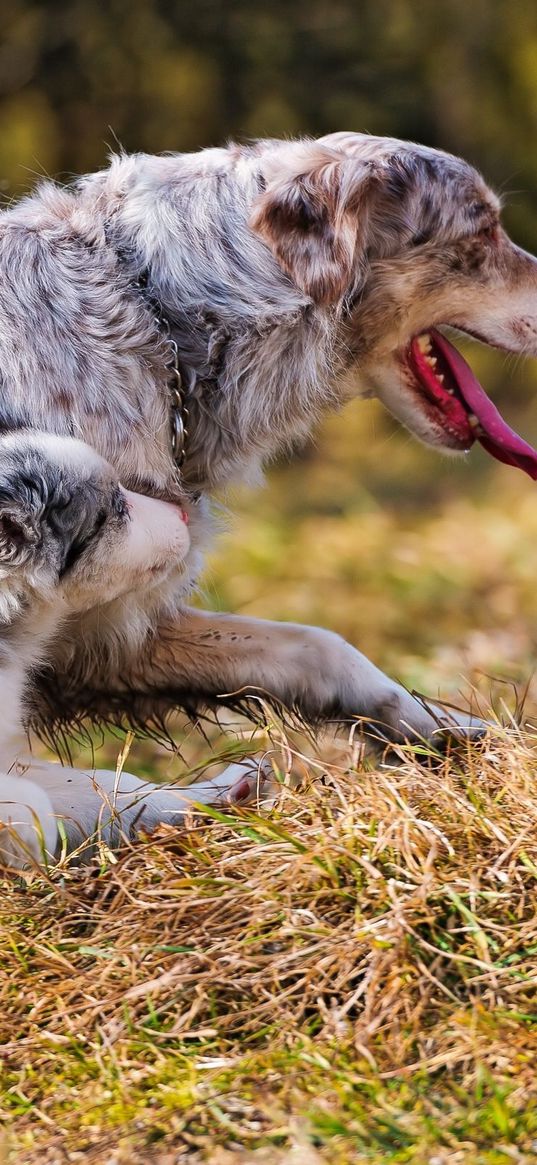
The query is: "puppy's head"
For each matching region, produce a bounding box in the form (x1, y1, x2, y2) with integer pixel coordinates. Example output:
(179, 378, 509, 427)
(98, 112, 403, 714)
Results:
(250, 134, 537, 475)
(0, 433, 190, 611)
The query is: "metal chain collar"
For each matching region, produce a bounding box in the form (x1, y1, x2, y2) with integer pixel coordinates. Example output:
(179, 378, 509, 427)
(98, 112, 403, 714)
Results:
(167, 337, 188, 472)
(134, 269, 190, 477)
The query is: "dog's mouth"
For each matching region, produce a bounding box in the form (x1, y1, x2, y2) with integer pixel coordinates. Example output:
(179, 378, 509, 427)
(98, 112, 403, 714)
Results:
(405, 329, 537, 480)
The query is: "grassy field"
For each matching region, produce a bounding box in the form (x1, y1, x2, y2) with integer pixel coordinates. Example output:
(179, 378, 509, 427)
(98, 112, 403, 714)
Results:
(3, 353, 537, 1163)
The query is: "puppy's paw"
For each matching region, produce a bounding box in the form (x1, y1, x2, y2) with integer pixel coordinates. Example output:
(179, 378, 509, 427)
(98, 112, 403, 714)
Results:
(202, 758, 279, 809)
(0, 774, 59, 868)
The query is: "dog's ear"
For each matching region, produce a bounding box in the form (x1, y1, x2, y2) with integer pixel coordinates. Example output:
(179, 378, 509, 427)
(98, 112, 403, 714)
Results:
(0, 505, 39, 566)
(250, 143, 377, 306)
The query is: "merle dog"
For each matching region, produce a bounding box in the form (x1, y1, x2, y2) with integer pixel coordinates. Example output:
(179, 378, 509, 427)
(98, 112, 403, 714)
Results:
(2, 131, 537, 856)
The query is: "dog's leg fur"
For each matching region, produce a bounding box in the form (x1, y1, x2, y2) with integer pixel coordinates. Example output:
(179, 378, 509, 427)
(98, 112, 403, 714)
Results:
(0, 756, 274, 869)
(42, 608, 481, 743)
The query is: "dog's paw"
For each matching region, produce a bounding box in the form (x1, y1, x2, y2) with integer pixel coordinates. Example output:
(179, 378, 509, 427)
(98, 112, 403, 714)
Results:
(362, 686, 489, 750)
(426, 705, 490, 746)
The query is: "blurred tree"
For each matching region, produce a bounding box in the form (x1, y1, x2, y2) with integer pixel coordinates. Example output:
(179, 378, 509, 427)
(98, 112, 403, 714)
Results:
(1, 0, 537, 248)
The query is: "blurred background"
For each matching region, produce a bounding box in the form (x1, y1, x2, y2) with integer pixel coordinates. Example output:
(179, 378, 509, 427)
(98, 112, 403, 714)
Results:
(3, 0, 537, 761)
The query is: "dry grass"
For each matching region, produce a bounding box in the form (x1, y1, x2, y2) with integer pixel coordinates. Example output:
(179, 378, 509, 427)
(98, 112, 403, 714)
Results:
(3, 725, 537, 1163)
(4, 376, 537, 1162)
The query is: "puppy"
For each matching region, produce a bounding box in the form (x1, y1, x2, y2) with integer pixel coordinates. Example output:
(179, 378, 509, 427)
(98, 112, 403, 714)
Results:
(0, 432, 270, 867)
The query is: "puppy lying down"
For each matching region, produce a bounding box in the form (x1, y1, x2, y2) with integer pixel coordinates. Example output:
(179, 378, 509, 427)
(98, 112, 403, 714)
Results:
(0, 433, 271, 868)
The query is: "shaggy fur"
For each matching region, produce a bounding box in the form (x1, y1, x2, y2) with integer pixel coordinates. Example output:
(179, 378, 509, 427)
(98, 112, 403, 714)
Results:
(3, 130, 537, 860)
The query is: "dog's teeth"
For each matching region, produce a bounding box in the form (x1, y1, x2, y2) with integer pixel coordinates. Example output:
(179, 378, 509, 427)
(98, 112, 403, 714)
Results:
(437, 374, 445, 383)
(468, 413, 480, 429)
(417, 334, 432, 354)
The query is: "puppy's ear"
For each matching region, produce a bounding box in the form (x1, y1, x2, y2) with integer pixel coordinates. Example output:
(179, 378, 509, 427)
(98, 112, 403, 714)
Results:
(0, 506, 38, 566)
(250, 143, 376, 306)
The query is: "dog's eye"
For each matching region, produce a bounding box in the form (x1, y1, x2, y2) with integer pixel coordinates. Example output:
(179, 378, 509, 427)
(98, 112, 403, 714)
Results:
(471, 201, 489, 218)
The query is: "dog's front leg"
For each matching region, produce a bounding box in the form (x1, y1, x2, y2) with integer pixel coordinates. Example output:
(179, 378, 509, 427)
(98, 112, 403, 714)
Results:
(103, 609, 482, 745)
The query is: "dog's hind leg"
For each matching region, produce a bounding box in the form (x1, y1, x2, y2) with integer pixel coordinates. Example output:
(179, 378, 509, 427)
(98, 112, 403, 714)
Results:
(0, 756, 275, 867)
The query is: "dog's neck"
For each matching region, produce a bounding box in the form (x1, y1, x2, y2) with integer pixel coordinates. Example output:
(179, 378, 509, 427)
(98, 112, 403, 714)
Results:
(88, 152, 355, 490)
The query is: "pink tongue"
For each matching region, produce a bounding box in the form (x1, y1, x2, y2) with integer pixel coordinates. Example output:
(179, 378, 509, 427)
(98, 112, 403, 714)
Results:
(431, 329, 537, 481)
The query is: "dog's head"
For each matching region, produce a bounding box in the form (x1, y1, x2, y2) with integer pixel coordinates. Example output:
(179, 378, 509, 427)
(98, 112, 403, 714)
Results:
(0, 433, 190, 612)
(251, 133, 537, 476)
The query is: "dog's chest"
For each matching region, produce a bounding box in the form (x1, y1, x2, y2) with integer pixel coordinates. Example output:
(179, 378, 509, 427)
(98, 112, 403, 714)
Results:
(71, 379, 175, 489)
(0, 232, 178, 487)
(5, 365, 175, 489)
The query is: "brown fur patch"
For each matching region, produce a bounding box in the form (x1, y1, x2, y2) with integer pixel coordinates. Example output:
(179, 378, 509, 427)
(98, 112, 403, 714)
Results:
(250, 145, 374, 305)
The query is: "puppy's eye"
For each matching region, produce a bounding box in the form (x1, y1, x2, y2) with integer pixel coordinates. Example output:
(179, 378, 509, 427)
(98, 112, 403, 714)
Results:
(60, 508, 108, 577)
(111, 488, 129, 520)
(52, 494, 72, 513)
(92, 508, 108, 535)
